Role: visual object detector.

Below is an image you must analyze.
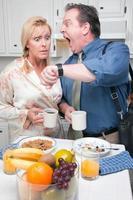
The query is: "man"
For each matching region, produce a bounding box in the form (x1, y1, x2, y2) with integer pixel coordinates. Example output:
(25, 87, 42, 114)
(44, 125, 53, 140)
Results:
(41, 4, 130, 143)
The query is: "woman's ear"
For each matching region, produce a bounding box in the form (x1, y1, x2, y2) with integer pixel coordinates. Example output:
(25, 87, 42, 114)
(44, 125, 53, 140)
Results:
(82, 22, 90, 35)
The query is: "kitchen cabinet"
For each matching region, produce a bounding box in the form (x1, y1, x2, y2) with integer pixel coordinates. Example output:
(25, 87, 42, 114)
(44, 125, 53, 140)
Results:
(0, 0, 132, 57)
(89, 0, 127, 39)
(89, 0, 126, 18)
(53, 0, 88, 36)
(129, 14, 133, 57)
(0, 0, 6, 54)
(53, 0, 127, 39)
(125, 0, 133, 58)
(3, 0, 53, 56)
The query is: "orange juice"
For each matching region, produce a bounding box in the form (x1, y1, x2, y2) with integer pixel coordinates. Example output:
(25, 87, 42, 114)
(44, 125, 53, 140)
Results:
(81, 159, 99, 179)
(3, 149, 17, 174)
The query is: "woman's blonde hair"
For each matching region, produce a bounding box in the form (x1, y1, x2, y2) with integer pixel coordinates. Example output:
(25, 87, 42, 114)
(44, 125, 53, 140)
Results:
(21, 16, 52, 57)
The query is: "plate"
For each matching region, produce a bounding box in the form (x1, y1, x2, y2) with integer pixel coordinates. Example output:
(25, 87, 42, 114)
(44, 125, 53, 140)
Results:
(18, 136, 56, 153)
(73, 137, 111, 157)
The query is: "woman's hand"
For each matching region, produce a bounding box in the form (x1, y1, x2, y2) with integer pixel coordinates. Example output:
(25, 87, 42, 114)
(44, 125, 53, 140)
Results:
(24, 103, 44, 128)
(40, 65, 58, 88)
(27, 107, 44, 126)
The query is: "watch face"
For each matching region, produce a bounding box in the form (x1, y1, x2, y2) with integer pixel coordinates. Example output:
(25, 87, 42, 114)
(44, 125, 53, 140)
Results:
(56, 63, 63, 77)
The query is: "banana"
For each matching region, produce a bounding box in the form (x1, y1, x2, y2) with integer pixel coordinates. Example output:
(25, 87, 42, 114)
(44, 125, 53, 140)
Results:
(10, 158, 37, 170)
(7, 147, 44, 161)
(3, 147, 44, 174)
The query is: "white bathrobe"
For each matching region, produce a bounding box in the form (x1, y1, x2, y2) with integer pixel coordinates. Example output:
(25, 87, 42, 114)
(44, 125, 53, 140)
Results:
(0, 58, 62, 142)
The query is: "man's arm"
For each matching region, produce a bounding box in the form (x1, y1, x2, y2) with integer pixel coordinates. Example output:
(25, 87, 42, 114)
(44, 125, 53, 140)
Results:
(40, 63, 96, 87)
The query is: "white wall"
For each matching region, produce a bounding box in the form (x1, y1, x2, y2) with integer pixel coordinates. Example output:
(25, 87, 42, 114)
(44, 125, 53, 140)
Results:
(0, 41, 71, 72)
(0, 57, 16, 72)
(0, 49, 132, 73)
(0, 56, 68, 72)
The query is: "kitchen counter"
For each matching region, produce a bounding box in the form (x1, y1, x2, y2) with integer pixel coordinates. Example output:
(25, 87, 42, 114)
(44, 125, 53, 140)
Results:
(0, 138, 132, 200)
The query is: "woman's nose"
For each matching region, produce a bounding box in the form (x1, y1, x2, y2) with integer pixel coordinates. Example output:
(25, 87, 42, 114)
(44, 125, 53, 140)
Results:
(42, 40, 46, 46)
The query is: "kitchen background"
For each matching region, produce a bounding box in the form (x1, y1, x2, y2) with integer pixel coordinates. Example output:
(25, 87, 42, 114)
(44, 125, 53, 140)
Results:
(0, 0, 133, 192)
(0, 0, 133, 70)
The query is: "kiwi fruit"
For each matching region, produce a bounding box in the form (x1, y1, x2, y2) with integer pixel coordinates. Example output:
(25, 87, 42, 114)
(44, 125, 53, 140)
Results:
(38, 153, 56, 167)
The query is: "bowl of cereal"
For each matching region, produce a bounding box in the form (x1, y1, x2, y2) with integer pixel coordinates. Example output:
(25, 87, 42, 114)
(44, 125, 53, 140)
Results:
(18, 136, 56, 153)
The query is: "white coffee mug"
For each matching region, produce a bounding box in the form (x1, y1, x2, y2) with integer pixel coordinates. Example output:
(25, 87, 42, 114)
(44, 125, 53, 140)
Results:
(71, 111, 86, 131)
(43, 108, 58, 128)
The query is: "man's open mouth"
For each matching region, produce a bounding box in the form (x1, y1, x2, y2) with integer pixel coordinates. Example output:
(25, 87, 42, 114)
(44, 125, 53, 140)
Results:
(64, 36, 70, 43)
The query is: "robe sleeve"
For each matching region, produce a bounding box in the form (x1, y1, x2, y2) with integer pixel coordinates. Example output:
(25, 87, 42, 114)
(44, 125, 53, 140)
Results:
(0, 71, 28, 136)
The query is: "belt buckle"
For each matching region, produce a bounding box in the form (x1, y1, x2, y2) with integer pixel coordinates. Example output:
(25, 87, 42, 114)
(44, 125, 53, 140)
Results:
(111, 92, 118, 100)
(101, 132, 107, 140)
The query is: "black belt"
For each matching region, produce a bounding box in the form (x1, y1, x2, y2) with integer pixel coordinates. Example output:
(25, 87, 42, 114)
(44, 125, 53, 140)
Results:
(83, 127, 118, 137)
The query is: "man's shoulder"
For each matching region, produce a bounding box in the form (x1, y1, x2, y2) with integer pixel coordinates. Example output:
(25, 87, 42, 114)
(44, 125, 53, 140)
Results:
(104, 40, 129, 49)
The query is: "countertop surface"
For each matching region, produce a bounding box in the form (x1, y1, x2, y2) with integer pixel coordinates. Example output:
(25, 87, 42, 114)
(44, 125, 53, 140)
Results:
(0, 138, 133, 200)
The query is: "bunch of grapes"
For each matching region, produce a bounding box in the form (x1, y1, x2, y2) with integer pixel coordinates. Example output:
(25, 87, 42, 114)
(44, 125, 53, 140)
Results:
(52, 158, 77, 189)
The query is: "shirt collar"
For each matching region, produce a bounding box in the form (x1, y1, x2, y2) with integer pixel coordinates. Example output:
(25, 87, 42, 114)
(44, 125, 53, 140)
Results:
(72, 37, 101, 60)
(82, 37, 101, 58)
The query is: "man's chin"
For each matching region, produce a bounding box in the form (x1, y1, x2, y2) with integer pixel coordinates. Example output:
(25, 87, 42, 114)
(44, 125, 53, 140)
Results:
(69, 46, 77, 54)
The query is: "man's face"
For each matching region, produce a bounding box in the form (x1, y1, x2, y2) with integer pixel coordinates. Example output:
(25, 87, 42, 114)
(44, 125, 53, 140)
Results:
(61, 9, 85, 54)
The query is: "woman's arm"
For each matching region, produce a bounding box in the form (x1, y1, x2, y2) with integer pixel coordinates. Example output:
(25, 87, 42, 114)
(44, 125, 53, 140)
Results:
(0, 72, 29, 129)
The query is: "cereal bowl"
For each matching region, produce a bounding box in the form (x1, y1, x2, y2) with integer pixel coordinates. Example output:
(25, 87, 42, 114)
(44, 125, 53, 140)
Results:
(18, 136, 56, 153)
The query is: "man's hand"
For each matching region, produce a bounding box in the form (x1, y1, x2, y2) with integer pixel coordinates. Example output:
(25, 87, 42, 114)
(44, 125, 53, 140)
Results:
(64, 106, 75, 123)
(59, 102, 75, 123)
(40, 65, 59, 87)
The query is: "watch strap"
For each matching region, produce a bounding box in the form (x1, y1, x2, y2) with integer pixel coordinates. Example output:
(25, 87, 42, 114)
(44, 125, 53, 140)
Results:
(56, 63, 63, 77)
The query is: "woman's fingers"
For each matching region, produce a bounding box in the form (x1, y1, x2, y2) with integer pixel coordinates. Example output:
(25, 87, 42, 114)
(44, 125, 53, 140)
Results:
(40, 66, 58, 86)
(23, 119, 32, 129)
(27, 107, 44, 125)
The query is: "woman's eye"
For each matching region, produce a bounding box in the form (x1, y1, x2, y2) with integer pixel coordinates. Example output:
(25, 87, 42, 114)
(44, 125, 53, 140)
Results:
(34, 37, 40, 41)
(45, 36, 51, 40)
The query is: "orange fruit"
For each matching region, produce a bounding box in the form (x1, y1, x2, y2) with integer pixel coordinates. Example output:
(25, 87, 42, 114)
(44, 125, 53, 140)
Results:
(81, 159, 99, 178)
(26, 162, 53, 185)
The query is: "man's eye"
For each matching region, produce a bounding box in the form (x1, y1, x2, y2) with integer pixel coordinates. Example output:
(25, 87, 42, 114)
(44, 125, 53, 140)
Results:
(64, 22, 70, 27)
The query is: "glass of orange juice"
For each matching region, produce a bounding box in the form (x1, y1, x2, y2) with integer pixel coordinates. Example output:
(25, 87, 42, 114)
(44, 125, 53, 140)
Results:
(81, 150, 99, 180)
(2, 148, 17, 175)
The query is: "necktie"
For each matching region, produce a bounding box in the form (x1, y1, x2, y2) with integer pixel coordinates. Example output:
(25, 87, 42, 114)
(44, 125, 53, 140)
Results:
(72, 53, 82, 110)
(68, 53, 83, 139)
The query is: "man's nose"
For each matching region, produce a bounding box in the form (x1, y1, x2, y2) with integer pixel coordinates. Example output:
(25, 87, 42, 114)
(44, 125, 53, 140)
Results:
(60, 24, 65, 33)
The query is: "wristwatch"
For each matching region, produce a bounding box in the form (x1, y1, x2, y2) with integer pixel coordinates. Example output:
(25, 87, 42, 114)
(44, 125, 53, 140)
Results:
(56, 63, 64, 77)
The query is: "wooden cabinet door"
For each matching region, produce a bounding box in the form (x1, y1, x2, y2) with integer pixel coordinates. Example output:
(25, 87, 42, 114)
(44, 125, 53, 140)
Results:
(89, 0, 126, 18)
(5, 0, 53, 55)
(0, 0, 6, 54)
(53, 0, 88, 34)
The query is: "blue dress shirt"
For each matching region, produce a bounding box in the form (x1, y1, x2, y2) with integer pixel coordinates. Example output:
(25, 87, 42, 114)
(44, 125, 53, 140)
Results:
(60, 38, 130, 134)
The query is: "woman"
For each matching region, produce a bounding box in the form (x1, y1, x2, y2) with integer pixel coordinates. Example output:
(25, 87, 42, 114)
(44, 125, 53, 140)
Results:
(0, 16, 62, 142)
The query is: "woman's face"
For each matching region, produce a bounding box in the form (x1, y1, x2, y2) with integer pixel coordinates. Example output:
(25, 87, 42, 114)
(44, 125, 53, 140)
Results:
(26, 25, 51, 60)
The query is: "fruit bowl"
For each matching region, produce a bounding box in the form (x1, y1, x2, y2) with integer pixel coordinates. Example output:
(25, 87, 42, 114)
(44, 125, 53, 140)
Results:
(18, 136, 56, 154)
(17, 164, 79, 200)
